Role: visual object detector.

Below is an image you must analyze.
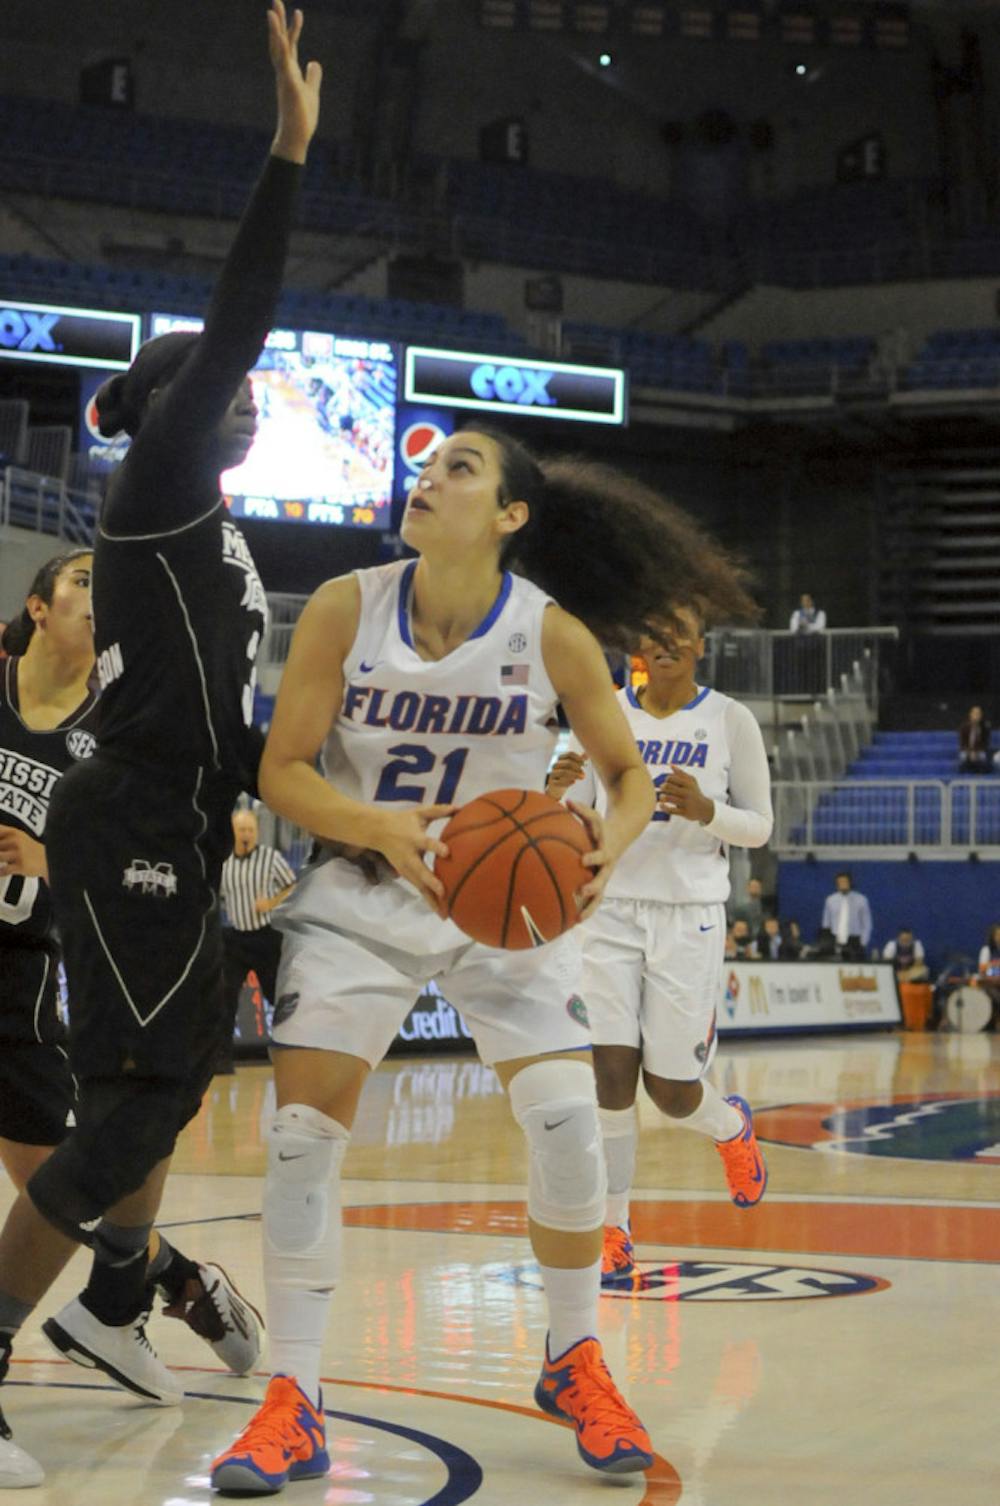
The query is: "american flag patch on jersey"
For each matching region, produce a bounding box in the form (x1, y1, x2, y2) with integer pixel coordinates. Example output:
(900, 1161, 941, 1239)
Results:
(501, 663, 529, 686)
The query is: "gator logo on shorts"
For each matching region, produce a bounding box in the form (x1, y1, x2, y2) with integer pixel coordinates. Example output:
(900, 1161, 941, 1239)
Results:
(694, 1010, 717, 1064)
(121, 859, 177, 897)
(566, 993, 589, 1027)
(273, 991, 300, 1027)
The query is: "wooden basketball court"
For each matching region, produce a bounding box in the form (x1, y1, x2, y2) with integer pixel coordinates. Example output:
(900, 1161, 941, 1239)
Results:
(3, 1029, 998, 1504)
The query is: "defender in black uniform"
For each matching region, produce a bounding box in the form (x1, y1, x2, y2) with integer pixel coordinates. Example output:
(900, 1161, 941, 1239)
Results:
(0, 553, 97, 1168)
(0, 4, 322, 1486)
(0, 553, 263, 1424)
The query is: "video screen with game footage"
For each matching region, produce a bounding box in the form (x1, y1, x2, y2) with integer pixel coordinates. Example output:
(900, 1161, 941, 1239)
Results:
(149, 314, 399, 528)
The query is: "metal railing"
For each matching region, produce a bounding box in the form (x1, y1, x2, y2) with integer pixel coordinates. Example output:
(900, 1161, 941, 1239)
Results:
(0, 467, 98, 544)
(704, 627, 897, 710)
(774, 778, 1000, 853)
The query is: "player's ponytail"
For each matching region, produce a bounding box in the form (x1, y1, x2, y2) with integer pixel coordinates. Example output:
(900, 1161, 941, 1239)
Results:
(94, 330, 200, 438)
(1, 549, 93, 655)
(485, 430, 758, 649)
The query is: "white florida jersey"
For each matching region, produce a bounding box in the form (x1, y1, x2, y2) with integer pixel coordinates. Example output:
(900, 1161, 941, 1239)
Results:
(567, 684, 772, 905)
(325, 561, 559, 806)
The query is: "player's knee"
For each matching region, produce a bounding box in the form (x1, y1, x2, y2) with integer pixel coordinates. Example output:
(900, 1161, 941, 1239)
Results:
(644, 1071, 701, 1118)
(508, 1060, 606, 1233)
(263, 1103, 350, 1273)
(27, 1085, 181, 1242)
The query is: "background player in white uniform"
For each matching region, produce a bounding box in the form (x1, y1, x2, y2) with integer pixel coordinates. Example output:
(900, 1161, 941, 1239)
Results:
(547, 606, 773, 1282)
(210, 428, 759, 1493)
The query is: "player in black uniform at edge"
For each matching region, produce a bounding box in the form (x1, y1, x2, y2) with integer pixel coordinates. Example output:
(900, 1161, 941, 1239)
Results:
(0, 3, 322, 1487)
(0, 555, 262, 1425)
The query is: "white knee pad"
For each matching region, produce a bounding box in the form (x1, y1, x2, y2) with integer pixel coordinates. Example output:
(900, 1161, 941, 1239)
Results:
(263, 1103, 350, 1291)
(508, 1059, 607, 1234)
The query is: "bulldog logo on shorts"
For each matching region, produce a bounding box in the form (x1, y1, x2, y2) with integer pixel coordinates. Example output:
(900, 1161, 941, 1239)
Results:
(121, 860, 178, 898)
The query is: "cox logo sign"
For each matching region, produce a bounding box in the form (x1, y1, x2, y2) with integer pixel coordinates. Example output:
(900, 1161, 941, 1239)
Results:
(469, 362, 556, 407)
(0, 308, 60, 353)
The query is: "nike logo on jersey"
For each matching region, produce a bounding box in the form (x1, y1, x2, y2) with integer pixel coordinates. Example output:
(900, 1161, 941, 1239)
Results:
(277, 1152, 307, 1162)
(358, 660, 379, 674)
(544, 1116, 572, 1132)
(699, 924, 715, 932)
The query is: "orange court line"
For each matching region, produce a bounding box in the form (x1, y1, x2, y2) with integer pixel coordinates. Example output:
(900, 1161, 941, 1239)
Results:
(343, 1198, 1000, 1264)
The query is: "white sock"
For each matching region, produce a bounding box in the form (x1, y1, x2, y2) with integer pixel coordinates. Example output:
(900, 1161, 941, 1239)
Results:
(539, 1259, 602, 1359)
(263, 1105, 350, 1409)
(599, 1105, 637, 1231)
(676, 1080, 743, 1142)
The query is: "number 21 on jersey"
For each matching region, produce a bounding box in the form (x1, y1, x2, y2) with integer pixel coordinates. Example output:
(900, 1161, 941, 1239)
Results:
(374, 743, 468, 804)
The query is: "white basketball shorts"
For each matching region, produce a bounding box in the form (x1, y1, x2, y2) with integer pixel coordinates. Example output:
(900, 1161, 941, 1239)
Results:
(270, 859, 589, 1067)
(581, 897, 725, 1080)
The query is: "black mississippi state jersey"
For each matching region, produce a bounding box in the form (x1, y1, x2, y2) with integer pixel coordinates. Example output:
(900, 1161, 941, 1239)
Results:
(92, 504, 267, 802)
(0, 656, 98, 944)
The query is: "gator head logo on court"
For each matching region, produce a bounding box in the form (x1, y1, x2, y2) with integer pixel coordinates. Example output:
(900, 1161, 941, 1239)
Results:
(122, 859, 178, 898)
(754, 1093, 1000, 1163)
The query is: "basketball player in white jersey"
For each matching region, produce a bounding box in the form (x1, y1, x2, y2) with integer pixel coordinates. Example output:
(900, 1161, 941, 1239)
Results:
(210, 429, 759, 1492)
(547, 606, 773, 1283)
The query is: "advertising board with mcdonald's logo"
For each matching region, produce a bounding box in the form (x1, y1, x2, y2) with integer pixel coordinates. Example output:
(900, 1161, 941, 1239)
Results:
(720, 962, 901, 1036)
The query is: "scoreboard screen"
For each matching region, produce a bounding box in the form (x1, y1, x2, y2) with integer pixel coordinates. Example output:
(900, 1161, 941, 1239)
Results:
(150, 315, 399, 529)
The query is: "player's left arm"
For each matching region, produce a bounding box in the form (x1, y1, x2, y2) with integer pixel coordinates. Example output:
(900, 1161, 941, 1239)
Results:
(659, 699, 773, 847)
(542, 606, 653, 918)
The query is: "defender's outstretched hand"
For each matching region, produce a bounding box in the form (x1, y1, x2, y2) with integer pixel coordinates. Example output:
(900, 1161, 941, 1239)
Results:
(269, 1, 322, 163)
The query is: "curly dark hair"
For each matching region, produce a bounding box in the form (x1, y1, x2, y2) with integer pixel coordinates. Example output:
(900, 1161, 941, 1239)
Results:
(477, 428, 758, 650)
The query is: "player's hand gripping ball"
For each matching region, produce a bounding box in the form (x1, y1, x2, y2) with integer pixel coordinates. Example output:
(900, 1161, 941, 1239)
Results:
(434, 788, 595, 949)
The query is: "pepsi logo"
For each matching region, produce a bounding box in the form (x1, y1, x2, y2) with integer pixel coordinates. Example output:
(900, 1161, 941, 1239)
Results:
(399, 420, 448, 483)
(84, 392, 104, 443)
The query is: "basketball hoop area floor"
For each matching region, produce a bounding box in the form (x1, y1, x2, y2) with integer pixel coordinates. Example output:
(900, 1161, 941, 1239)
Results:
(2, 1030, 998, 1506)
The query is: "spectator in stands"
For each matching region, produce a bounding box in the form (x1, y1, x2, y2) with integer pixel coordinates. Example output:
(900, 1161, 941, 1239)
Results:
(882, 927, 929, 982)
(729, 876, 766, 932)
(789, 593, 826, 634)
(757, 915, 783, 961)
(778, 919, 806, 961)
(821, 870, 872, 952)
(0, 624, 7, 662)
(958, 706, 992, 774)
(977, 923, 1000, 977)
(730, 919, 758, 960)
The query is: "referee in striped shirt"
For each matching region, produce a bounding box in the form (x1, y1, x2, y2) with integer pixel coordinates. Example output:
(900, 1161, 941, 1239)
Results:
(218, 804, 295, 1071)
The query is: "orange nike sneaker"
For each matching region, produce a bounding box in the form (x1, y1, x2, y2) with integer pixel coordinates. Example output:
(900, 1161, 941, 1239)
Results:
(210, 1374, 329, 1495)
(600, 1225, 636, 1287)
(715, 1094, 768, 1208)
(534, 1335, 654, 1474)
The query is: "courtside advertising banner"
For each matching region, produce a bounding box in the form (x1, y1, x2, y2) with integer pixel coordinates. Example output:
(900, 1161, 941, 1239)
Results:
(719, 962, 901, 1035)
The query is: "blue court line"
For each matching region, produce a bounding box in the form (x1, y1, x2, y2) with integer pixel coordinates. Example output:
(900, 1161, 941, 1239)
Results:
(7, 1379, 484, 1505)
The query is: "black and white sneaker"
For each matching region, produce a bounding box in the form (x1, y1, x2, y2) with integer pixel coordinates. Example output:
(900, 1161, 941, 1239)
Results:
(163, 1262, 263, 1376)
(41, 1298, 183, 1406)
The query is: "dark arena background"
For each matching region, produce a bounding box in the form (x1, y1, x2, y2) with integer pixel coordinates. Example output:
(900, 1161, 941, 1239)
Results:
(1, 3, 999, 1504)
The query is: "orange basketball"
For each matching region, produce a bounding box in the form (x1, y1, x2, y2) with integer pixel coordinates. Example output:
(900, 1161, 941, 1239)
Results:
(434, 788, 594, 950)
